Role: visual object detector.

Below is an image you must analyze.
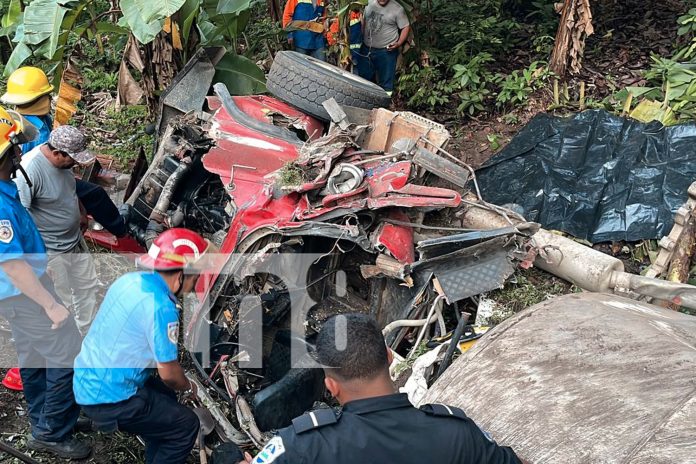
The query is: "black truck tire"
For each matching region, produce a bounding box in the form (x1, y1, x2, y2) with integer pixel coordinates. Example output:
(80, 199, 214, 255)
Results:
(267, 51, 391, 121)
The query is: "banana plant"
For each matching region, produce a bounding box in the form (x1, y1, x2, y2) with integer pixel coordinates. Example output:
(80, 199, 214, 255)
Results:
(3, 0, 128, 80)
(3, 0, 266, 97)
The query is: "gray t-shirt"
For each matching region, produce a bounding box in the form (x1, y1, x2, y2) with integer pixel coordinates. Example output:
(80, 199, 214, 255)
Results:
(363, 0, 410, 49)
(15, 145, 81, 253)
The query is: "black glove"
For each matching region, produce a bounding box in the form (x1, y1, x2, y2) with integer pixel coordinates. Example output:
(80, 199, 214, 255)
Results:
(210, 442, 244, 464)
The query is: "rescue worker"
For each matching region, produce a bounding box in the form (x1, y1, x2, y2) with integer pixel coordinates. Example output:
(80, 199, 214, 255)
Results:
(246, 313, 524, 464)
(282, 0, 327, 60)
(73, 228, 215, 464)
(326, 9, 364, 72)
(1, 66, 130, 238)
(359, 0, 411, 95)
(0, 106, 92, 459)
(14, 125, 99, 336)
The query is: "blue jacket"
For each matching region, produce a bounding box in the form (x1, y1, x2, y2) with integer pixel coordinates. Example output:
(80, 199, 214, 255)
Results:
(21, 114, 52, 154)
(283, 0, 327, 50)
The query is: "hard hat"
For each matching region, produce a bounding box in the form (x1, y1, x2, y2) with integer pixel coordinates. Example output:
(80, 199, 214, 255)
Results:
(1, 67, 54, 106)
(2, 367, 23, 391)
(137, 228, 212, 271)
(0, 106, 38, 159)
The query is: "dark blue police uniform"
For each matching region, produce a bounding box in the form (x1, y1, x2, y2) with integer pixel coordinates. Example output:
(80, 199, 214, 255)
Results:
(0, 178, 82, 442)
(252, 393, 522, 464)
(74, 271, 199, 464)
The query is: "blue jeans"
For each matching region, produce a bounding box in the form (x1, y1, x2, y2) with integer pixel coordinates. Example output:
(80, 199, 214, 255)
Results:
(351, 49, 362, 74)
(358, 45, 398, 92)
(295, 46, 327, 61)
(76, 180, 127, 237)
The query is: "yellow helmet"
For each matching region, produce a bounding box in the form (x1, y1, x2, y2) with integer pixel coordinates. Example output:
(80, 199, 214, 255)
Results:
(0, 105, 38, 159)
(1, 67, 54, 106)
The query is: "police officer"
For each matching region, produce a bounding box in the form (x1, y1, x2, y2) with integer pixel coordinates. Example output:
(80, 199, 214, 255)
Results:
(247, 313, 524, 464)
(0, 106, 92, 459)
(73, 228, 215, 464)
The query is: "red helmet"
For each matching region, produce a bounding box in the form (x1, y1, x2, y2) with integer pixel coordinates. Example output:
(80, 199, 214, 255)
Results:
(137, 228, 211, 271)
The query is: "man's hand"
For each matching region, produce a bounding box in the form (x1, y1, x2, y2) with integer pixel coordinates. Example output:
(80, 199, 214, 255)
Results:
(79, 213, 89, 232)
(44, 302, 71, 329)
(79, 200, 88, 232)
(239, 451, 253, 464)
(386, 42, 399, 51)
(288, 37, 294, 46)
(184, 377, 198, 399)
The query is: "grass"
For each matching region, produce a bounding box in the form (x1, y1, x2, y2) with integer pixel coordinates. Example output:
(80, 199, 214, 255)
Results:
(277, 162, 305, 187)
(487, 267, 577, 319)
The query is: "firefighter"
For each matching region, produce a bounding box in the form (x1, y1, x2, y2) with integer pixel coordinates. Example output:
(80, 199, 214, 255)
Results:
(246, 314, 524, 464)
(1, 66, 130, 238)
(73, 228, 216, 464)
(0, 106, 92, 459)
(282, 0, 328, 60)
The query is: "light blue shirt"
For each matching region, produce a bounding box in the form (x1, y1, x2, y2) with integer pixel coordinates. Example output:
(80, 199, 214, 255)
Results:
(21, 115, 52, 153)
(73, 272, 180, 405)
(0, 180, 47, 300)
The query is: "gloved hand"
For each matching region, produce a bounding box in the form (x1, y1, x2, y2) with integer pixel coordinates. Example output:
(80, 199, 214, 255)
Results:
(118, 203, 133, 226)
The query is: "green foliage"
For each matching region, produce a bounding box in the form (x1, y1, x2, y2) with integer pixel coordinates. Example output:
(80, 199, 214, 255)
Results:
(4, 0, 266, 97)
(398, 62, 455, 110)
(396, 0, 558, 117)
(452, 52, 494, 89)
(457, 84, 490, 116)
(83, 105, 154, 167)
(83, 68, 119, 92)
(488, 268, 575, 316)
(495, 61, 552, 108)
(277, 162, 305, 186)
(4, 0, 126, 78)
(213, 52, 266, 94)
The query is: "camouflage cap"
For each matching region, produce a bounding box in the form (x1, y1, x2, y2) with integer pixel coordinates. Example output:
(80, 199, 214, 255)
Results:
(48, 125, 95, 164)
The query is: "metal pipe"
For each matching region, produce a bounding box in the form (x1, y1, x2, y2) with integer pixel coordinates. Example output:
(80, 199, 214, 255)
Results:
(150, 156, 193, 223)
(382, 311, 442, 339)
(611, 272, 696, 310)
(188, 376, 250, 445)
(409, 295, 445, 358)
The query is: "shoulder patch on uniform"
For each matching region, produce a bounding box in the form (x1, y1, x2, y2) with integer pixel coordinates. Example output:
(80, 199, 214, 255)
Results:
(167, 321, 179, 345)
(420, 403, 468, 420)
(0, 220, 13, 244)
(253, 436, 285, 464)
(292, 408, 338, 434)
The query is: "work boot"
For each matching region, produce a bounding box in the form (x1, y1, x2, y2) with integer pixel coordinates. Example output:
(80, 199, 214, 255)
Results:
(74, 416, 93, 433)
(26, 436, 92, 460)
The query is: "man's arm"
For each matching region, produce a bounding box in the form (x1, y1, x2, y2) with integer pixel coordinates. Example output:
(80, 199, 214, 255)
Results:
(0, 259, 70, 329)
(387, 25, 410, 50)
(282, 0, 297, 44)
(157, 361, 196, 393)
(14, 169, 35, 209)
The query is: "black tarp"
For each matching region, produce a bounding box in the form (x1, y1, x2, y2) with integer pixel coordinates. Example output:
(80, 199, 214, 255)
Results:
(476, 110, 696, 242)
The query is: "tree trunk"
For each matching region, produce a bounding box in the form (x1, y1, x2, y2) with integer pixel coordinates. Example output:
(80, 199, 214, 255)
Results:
(268, 0, 282, 23)
(549, 0, 594, 77)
